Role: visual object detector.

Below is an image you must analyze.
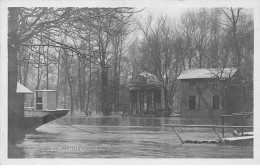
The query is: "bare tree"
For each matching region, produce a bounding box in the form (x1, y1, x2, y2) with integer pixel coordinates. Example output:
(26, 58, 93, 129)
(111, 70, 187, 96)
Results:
(136, 15, 179, 113)
(221, 7, 243, 67)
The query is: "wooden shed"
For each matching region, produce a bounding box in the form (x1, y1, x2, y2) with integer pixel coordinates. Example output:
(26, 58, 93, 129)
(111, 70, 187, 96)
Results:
(175, 68, 246, 118)
(12, 82, 34, 129)
(34, 90, 57, 110)
(129, 72, 165, 116)
(16, 82, 34, 111)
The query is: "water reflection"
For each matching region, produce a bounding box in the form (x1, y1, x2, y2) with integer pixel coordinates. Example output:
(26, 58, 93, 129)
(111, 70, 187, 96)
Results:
(11, 116, 253, 158)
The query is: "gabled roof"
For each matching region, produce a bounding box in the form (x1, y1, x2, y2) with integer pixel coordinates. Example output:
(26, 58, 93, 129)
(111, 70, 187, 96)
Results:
(177, 68, 238, 80)
(16, 82, 33, 94)
(34, 90, 56, 92)
(137, 72, 162, 85)
(130, 72, 163, 87)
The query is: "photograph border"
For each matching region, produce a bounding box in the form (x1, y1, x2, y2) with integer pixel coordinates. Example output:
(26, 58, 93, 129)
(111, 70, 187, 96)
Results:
(0, 0, 260, 165)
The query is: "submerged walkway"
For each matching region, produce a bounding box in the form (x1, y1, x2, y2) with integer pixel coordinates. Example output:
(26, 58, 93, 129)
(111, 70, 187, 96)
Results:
(164, 124, 253, 145)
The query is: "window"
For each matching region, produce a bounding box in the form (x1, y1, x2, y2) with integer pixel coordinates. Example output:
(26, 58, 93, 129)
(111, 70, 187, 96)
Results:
(189, 96, 196, 110)
(36, 92, 43, 110)
(213, 96, 220, 110)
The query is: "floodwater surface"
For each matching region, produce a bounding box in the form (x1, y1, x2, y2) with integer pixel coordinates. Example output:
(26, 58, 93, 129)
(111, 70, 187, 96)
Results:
(13, 116, 253, 158)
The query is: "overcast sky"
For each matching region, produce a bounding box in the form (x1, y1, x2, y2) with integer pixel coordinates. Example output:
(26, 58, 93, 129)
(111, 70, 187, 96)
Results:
(140, 7, 188, 18)
(139, 7, 253, 19)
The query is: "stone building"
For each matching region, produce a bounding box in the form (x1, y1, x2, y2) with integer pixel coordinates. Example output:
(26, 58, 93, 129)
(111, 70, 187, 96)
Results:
(175, 68, 247, 118)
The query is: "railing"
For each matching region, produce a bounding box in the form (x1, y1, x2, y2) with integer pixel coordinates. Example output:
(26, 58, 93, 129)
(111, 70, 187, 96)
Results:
(164, 124, 253, 144)
(221, 112, 253, 137)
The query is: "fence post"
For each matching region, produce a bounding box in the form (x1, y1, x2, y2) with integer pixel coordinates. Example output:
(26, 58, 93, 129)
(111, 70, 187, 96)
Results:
(222, 116, 225, 138)
(172, 127, 185, 144)
(213, 128, 225, 143)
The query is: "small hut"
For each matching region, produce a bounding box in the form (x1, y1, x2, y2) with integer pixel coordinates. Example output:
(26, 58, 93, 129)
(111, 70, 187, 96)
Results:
(129, 72, 165, 116)
(16, 82, 34, 110)
(34, 90, 57, 110)
(15, 82, 34, 124)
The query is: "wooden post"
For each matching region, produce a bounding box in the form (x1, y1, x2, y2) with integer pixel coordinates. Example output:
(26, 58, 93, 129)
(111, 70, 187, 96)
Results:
(137, 90, 140, 114)
(172, 127, 184, 144)
(222, 116, 225, 138)
(241, 116, 244, 136)
(129, 91, 132, 114)
(213, 128, 225, 143)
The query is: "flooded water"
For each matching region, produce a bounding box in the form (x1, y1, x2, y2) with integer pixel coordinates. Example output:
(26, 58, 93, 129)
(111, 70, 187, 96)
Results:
(12, 116, 253, 158)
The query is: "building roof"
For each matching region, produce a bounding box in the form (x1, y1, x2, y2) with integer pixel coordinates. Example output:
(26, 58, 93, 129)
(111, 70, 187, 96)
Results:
(34, 90, 56, 92)
(137, 72, 162, 85)
(16, 82, 33, 94)
(177, 68, 238, 80)
(130, 72, 163, 89)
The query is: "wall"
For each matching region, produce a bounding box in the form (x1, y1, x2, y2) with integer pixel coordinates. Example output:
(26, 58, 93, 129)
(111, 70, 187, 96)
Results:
(227, 85, 243, 114)
(46, 92, 57, 110)
(178, 79, 227, 118)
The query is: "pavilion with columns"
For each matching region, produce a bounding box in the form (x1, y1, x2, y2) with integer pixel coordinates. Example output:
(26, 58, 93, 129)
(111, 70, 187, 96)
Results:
(129, 72, 165, 116)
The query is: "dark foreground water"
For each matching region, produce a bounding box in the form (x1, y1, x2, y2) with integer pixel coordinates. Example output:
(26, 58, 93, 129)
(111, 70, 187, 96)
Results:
(12, 116, 253, 158)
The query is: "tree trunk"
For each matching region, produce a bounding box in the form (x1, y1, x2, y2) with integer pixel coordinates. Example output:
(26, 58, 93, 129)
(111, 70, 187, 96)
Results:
(37, 46, 41, 90)
(164, 72, 169, 116)
(56, 50, 61, 108)
(100, 52, 110, 116)
(64, 50, 74, 116)
(8, 44, 22, 142)
(68, 75, 74, 116)
(96, 69, 100, 113)
(113, 45, 118, 113)
(84, 35, 92, 116)
(81, 62, 87, 111)
(85, 61, 92, 115)
(117, 47, 122, 113)
(8, 8, 21, 142)
(18, 50, 22, 83)
(23, 52, 30, 86)
(77, 58, 82, 112)
(46, 46, 49, 90)
(199, 50, 202, 68)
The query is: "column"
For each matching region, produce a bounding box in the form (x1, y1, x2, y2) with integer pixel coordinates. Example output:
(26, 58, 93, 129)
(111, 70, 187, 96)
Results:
(151, 90, 154, 110)
(161, 88, 165, 109)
